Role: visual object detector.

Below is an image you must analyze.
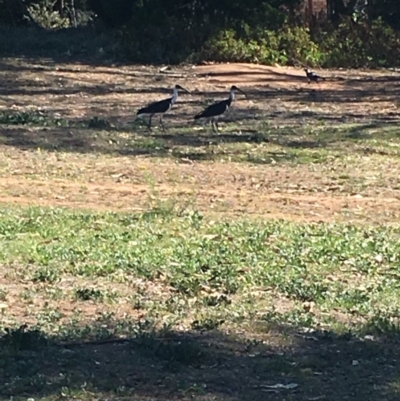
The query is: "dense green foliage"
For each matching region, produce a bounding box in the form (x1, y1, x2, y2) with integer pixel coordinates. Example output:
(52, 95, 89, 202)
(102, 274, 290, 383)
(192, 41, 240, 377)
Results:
(0, 0, 400, 66)
(203, 17, 400, 68)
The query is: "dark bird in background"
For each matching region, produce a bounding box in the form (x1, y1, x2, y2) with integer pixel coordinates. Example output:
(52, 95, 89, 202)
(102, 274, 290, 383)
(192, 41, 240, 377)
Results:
(304, 68, 326, 86)
(136, 84, 190, 130)
(194, 85, 246, 133)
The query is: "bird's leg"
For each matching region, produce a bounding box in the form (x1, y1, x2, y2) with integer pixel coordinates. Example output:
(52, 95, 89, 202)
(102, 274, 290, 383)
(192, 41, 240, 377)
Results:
(160, 114, 166, 132)
(148, 114, 154, 131)
(215, 119, 220, 133)
(211, 118, 217, 133)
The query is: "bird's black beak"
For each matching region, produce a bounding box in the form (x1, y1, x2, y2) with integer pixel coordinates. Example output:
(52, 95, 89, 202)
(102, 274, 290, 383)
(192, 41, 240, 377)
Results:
(177, 85, 191, 94)
(236, 87, 246, 97)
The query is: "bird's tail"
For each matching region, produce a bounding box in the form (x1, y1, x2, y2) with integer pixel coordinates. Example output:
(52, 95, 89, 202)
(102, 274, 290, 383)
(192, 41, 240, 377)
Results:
(137, 106, 150, 116)
(194, 112, 203, 120)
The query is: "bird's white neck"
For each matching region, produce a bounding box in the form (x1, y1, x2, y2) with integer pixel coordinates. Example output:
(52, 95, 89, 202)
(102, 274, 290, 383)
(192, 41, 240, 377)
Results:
(171, 86, 179, 105)
(230, 88, 235, 101)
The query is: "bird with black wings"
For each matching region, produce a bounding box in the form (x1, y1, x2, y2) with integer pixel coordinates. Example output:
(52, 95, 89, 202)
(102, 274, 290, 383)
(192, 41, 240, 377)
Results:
(194, 85, 246, 133)
(136, 84, 190, 130)
(304, 68, 326, 86)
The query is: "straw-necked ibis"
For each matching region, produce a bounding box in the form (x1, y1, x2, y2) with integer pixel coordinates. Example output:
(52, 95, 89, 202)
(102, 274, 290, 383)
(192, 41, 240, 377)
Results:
(194, 85, 246, 133)
(136, 84, 190, 130)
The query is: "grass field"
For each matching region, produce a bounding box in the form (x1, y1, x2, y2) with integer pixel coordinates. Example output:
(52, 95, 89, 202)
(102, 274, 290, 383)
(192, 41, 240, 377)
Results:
(1, 58, 400, 401)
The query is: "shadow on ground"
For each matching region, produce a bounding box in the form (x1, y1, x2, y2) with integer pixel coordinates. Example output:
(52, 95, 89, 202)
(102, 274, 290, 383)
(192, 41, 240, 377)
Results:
(2, 321, 400, 401)
(0, 115, 399, 165)
(1, 53, 400, 162)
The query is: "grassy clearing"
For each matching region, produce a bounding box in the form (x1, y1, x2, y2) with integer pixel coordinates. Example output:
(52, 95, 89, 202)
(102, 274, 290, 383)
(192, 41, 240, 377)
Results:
(2, 118, 400, 228)
(1, 206, 400, 400)
(2, 117, 400, 213)
(1, 107, 400, 167)
(1, 60, 400, 400)
(2, 206, 400, 332)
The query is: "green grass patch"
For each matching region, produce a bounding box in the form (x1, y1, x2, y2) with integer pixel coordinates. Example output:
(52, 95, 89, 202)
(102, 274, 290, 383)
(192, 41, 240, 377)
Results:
(2, 205, 400, 401)
(1, 206, 400, 330)
(0, 110, 70, 127)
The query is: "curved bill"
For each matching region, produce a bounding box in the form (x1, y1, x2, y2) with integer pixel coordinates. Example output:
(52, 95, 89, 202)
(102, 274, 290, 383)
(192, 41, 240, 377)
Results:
(236, 87, 246, 97)
(176, 85, 191, 94)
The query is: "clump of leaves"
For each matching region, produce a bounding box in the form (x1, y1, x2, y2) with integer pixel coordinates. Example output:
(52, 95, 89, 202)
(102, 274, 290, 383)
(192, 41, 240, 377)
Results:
(75, 287, 104, 301)
(201, 25, 323, 66)
(87, 116, 113, 129)
(0, 110, 67, 127)
(191, 318, 225, 331)
(32, 267, 59, 283)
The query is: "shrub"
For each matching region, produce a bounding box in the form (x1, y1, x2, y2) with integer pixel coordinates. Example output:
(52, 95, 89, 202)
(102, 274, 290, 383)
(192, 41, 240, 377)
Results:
(119, 0, 295, 64)
(121, 9, 215, 64)
(200, 25, 323, 67)
(200, 29, 283, 65)
(199, 18, 400, 69)
(279, 25, 323, 66)
(27, 0, 70, 29)
(316, 17, 400, 68)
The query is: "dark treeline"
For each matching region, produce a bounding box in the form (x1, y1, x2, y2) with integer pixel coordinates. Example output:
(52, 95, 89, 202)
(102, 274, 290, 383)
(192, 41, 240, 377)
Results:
(1, 0, 400, 67)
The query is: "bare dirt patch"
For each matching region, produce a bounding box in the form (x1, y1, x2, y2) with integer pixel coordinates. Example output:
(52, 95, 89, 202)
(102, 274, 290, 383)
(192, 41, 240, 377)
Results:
(1, 166, 400, 223)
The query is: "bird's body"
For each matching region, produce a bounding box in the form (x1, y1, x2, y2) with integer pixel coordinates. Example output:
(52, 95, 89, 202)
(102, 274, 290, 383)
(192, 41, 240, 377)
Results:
(194, 98, 232, 120)
(304, 68, 325, 85)
(137, 97, 173, 116)
(136, 84, 190, 130)
(194, 85, 245, 133)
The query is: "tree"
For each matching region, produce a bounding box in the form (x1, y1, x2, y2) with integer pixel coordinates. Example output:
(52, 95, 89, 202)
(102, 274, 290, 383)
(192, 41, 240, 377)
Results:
(327, 0, 358, 22)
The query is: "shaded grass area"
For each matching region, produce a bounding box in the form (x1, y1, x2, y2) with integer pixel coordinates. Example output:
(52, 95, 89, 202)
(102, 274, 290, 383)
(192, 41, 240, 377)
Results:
(1, 107, 400, 166)
(1, 206, 400, 400)
(2, 324, 400, 401)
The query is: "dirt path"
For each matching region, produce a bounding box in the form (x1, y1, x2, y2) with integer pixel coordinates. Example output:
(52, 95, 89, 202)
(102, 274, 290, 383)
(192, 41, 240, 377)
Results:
(1, 163, 400, 223)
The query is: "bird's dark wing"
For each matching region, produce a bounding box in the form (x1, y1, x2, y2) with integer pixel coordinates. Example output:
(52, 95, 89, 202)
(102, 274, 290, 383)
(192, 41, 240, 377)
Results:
(137, 97, 172, 115)
(309, 72, 325, 81)
(194, 100, 229, 119)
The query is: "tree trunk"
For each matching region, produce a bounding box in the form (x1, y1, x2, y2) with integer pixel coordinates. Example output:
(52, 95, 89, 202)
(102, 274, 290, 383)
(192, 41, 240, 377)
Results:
(69, 0, 77, 27)
(59, 0, 65, 17)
